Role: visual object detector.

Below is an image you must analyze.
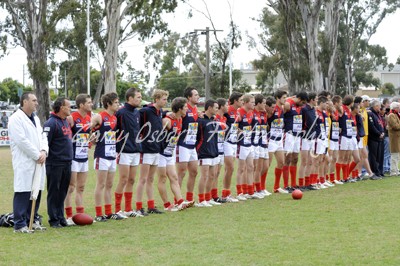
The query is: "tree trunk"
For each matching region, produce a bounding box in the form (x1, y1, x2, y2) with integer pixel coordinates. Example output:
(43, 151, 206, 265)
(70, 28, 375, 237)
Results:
(104, 0, 122, 93)
(298, 0, 324, 92)
(93, 69, 105, 109)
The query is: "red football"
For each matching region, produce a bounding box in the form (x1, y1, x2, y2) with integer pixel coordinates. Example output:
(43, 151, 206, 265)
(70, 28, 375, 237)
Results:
(72, 213, 94, 226)
(292, 189, 303, 200)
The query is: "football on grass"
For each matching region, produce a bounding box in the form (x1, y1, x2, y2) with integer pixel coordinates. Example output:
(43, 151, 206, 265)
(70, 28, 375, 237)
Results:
(292, 189, 303, 200)
(72, 213, 93, 226)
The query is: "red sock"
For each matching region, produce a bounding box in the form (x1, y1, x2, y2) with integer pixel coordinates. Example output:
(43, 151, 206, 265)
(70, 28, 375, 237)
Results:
(104, 204, 112, 216)
(186, 192, 194, 202)
(236, 184, 243, 195)
(211, 188, 218, 199)
(76, 206, 84, 214)
(199, 193, 205, 203)
(336, 163, 342, 180)
(164, 202, 171, 208)
(330, 173, 335, 182)
(289, 166, 297, 187)
(355, 169, 359, 177)
(282, 166, 289, 188)
(247, 184, 254, 195)
(124, 192, 133, 212)
(299, 177, 304, 187)
(348, 161, 357, 175)
(222, 189, 230, 198)
(95, 206, 103, 217)
(65, 207, 73, 218)
(274, 168, 283, 191)
(255, 182, 261, 192)
(136, 201, 143, 211)
(320, 176, 325, 184)
(311, 174, 318, 185)
(241, 184, 248, 194)
(177, 198, 184, 205)
(305, 176, 310, 186)
(114, 192, 123, 213)
(147, 200, 155, 209)
(261, 172, 267, 190)
(205, 192, 212, 201)
(174, 198, 178, 205)
(342, 164, 349, 180)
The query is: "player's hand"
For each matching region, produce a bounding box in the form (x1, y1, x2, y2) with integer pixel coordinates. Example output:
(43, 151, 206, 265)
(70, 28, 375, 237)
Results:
(37, 151, 47, 165)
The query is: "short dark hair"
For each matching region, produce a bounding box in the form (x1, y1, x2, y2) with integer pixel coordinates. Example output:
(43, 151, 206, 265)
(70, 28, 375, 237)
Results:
(205, 99, 217, 111)
(102, 92, 119, 109)
(20, 91, 34, 107)
(53, 97, 68, 113)
(296, 91, 308, 101)
(354, 96, 362, 104)
(332, 95, 342, 104)
(254, 94, 265, 105)
(342, 95, 354, 106)
(318, 91, 331, 98)
(216, 98, 227, 109)
(228, 91, 243, 105)
(274, 90, 287, 100)
(382, 98, 390, 105)
(265, 96, 275, 107)
(171, 97, 187, 113)
(351, 103, 360, 111)
(317, 96, 328, 105)
(76, 94, 91, 108)
(125, 87, 140, 102)
(184, 87, 197, 99)
(308, 92, 317, 102)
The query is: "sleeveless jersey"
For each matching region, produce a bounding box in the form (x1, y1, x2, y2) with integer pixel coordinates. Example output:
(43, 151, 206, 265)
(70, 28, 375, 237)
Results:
(316, 109, 327, 140)
(268, 105, 284, 141)
(214, 113, 227, 155)
(330, 110, 340, 142)
(178, 103, 198, 149)
(284, 98, 303, 136)
(339, 105, 354, 139)
(161, 115, 182, 157)
(71, 112, 91, 162)
(224, 105, 239, 144)
(237, 108, 253, 147)
(252, 110, 262, 146)
(94, 111, 117, 160)
(260, 111, 268, 148)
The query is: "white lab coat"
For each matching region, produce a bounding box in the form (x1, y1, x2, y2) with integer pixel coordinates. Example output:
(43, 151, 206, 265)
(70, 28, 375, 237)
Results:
(8, 109, 48, 192)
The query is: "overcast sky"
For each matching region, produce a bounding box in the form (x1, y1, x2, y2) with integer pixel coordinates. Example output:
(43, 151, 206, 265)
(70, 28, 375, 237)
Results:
(0, 0, 399, 88)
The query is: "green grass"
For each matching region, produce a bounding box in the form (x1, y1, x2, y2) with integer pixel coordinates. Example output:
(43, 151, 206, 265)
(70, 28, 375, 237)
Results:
(1, 146, 400, 265)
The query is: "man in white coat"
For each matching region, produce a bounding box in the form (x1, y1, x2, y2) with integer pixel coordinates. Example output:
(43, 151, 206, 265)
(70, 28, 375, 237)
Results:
(8, 92, 48, 233)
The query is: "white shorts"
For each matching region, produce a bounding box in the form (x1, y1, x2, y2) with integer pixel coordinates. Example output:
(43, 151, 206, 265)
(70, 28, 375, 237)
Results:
(177, 146, 198, 163)
(258, 147, 269, 159)
(351, 137, 358, 151)
(213, 154, 224, 166)
(253, 146, 260, 160)
(284, 134, 301, 153)
(301, 139, 314, 151)
(329, 140, 339, 151)
(71, 160, 89, 173)
(268, 139, 283, 153)
(117, 152, 140, 166)
(223, 142, 237, 157)
(315, 139, 327, 155)
(140, 153, 160, 166)
(94, 157, 116, 172)
(358, 137, 364, 149)
(199, 158, 219, 166)
(237, 145, 254, 160)
(158, 154, 175, 167)
(340, 136, 353, 151)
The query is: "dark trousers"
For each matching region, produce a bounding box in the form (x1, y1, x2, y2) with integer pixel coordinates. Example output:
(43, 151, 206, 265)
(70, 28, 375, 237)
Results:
(13, 191, 41, 230)
(46, 162, 71, 226)
(368, 139, 384, 176)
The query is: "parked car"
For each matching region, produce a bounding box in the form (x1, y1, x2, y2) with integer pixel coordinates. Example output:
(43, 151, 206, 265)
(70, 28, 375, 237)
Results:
(7, 104, 18, 111)
(0, 101, 7, 110)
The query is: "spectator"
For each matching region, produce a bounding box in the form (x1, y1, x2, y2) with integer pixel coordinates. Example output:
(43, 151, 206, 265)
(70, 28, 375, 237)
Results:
(1, 111, 9, 128)
(387, 102, 400, 176)
(368, 100, 385, 178)
(382, 98, 391, 174)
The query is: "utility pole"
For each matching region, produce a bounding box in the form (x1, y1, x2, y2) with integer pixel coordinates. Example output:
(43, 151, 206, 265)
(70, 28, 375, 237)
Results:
(86, 0, 91, 96)
(194, 27, 223, 100)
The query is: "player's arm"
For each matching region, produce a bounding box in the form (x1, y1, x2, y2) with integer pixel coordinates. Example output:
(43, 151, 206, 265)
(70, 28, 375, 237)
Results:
(67, 115, 74, 128)
(89, 113, 102, 144)
(162, 117, 171, 131)
(284, 101, 291, 113)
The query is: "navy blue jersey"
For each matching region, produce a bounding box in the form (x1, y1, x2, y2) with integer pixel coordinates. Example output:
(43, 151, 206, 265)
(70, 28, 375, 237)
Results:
(70, 112, 91, 162)
(178, 103, 199, 149)
(160, 115, 182, 157)
(316, 109, 326, 140)
(330, 110, 340, 142)
(338, 105, 354, 139)
(252, 110, 262, 146)
(284, 98, 303, 136)
(237, 107, 253, 147)
(116, 103, 142, 154)
(94, 111, 117, 160)
(214, 113, 227, 155)
(196, 114, 218, 159)
(368, 108, 384, 141)
(267, 105, 284, 141)
(356, 114, 365, 139)
(259, 111, 268, 148)
(139, 104, 163, 154)
(301, 104, 318, 140)
(44, 113, 73, 163)
(224, 105, 239, 144)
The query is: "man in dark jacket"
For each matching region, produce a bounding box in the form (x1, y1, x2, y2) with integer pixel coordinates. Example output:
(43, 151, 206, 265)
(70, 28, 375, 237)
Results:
(368, 100, 385, 179)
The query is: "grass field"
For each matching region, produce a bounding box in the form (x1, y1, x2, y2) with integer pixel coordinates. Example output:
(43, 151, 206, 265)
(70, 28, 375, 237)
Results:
(1, 146, 400, 265)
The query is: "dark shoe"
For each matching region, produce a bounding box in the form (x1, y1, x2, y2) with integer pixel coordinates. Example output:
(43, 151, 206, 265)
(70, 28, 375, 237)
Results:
(370, 175, 382, 180)
(136, 208, 149, 216)
(306, 185, 317, 191)
(213, 197, 227, 203)
(94, 215, 108, 222)
(50, 224, 63, 228)
(285, 186, 295, 193)
(60, 219, 68, 227)
(147, 208, 164, 214)
(106, 213, 125, 220)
